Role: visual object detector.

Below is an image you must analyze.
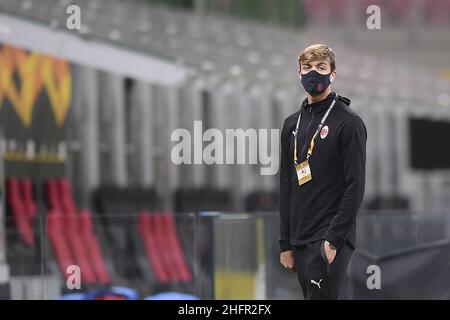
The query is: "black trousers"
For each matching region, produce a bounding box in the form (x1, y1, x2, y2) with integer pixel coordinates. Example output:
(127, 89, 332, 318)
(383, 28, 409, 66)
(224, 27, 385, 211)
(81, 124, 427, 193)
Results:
(292, 239, 353, 300)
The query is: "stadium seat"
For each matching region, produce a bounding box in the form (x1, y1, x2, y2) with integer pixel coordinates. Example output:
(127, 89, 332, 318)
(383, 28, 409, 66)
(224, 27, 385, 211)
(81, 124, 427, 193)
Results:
(425, 0, 450, 26)
(79, 209, 111, 284)
(45, 178, 112, 286)
(152, 212, 181, 282)
(46, 210, 76, 281)
(159, 212, 192, 282)
(21, 178, 37, 220)
(6, 178, 35, 246)
(138, 211, 192, 284)
(59, 178, 78, 215)
(138, 211, 171, 283)
(45, 179, 63, 213)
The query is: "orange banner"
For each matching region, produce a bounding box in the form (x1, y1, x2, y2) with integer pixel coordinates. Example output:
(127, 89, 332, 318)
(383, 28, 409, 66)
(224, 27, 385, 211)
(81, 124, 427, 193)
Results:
(0, 45, 71, 127)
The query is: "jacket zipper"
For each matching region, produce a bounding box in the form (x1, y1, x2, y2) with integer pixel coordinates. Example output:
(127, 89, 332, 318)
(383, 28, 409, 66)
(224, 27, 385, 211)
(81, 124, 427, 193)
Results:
(300, 107, 314, 160)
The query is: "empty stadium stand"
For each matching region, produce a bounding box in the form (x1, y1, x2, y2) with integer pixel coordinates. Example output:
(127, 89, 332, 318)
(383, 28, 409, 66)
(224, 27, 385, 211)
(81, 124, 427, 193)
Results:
(1, 0, 450, 300)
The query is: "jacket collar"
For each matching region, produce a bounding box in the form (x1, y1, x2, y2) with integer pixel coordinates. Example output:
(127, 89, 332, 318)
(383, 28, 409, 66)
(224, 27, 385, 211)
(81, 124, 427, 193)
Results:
(301, 92, 336, 115)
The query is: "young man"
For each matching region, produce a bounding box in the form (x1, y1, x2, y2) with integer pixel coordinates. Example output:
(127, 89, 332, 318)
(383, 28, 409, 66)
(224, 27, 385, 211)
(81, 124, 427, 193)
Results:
(278, 44, 367, 300)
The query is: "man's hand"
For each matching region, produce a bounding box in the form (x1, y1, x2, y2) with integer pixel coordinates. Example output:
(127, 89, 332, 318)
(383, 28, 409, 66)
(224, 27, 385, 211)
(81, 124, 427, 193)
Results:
(324, 240, 337, 264)
(280, 250, 295, 272)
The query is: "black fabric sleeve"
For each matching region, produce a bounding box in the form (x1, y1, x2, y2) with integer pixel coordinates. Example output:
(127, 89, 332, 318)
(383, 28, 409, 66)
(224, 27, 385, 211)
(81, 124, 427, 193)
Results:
(324, 115, 367, 251)
(279, 117, 293, 252)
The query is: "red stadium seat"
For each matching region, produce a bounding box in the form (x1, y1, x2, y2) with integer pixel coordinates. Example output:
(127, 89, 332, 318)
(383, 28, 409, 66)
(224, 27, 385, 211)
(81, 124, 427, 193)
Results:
(45, 178, 110, 285)
(160, 212, 192, 282)
(330, 0, 349, 23)
(21, 178, 37, 219)
(6, 178, 34, 246)
(59, 178, 78, 215)
(389, 0, 413, 26)
(138, 211, 170, 283)
(45, 179, 63, 213)
(153, 212, 182, 282)
(63, 213, 97, 285)
(425, 0, 450, 26)
(138, 211, 192, 283)
(79, 209, 111, 284)
(304, 0, 334, 24)
(46, 210, 76, 280)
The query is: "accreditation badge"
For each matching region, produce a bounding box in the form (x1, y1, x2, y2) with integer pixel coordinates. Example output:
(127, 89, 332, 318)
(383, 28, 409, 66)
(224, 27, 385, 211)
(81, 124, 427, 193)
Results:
(295, 160, 312, 186)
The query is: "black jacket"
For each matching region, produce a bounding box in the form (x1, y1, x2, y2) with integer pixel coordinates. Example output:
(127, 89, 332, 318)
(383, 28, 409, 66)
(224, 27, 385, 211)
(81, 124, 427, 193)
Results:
(279, 92, 367, 252)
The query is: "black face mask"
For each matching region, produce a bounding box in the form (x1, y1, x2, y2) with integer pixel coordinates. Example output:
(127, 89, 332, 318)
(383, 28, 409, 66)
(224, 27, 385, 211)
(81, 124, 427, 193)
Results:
(300, 70, 333, 96)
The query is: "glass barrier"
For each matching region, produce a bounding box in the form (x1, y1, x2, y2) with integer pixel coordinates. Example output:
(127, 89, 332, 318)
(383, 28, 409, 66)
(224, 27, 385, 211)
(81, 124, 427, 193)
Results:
(197, 211, 450, 300)
(3, 217, 45, 299)
(2, 211, 450, 299)
(196, 212, 279, 300)
(356, 211, 450, 255)
(42, 212, 198, 300)
(350, 211, 450, 300)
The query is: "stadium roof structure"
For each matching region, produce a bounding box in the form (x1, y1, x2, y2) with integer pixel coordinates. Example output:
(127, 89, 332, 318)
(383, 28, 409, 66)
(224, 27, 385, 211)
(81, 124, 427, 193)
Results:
(0, 0, 303, 85)
(0, 0, 449, 106)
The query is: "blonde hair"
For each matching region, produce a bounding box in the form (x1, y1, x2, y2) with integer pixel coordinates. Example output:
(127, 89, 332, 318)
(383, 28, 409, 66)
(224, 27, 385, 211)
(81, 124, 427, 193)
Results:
(298, 44, 336, 71)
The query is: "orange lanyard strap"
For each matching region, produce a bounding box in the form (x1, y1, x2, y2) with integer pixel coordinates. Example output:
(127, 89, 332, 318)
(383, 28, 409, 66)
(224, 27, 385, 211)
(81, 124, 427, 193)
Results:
(293, 97, 336, 166)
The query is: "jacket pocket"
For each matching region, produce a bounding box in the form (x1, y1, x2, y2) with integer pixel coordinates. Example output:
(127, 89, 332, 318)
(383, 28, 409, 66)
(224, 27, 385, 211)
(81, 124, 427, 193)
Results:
(319, 240, 329, 264)
(319, 240, 333, 274)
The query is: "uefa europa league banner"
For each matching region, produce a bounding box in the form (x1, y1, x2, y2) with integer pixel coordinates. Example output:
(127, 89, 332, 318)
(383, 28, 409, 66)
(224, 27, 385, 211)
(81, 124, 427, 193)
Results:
(0, 43, 72, 179)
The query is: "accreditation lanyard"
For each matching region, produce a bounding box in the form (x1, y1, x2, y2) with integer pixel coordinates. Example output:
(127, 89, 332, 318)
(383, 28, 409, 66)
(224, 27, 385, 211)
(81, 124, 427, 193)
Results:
(293, 97, 337, 166)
